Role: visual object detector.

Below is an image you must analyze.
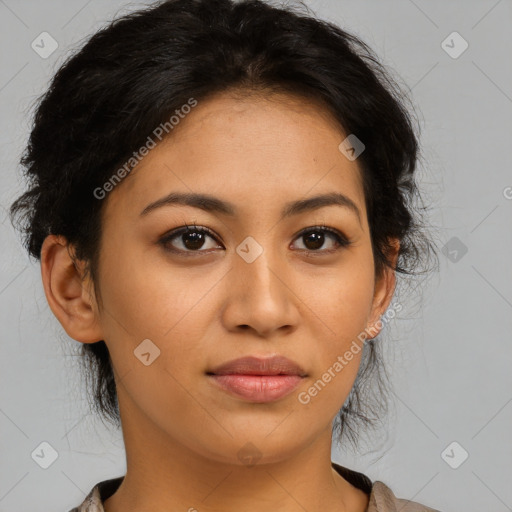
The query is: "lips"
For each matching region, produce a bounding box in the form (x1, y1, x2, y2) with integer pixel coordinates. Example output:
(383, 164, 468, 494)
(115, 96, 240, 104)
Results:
(206, 355, 307, 403)
(207, 355, 307, 377)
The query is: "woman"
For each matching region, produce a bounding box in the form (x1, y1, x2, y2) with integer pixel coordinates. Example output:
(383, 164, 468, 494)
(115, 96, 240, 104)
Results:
(9, 0, 440, 510)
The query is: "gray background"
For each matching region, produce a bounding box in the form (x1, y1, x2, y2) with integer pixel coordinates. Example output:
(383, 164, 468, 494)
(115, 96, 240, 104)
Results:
(1, 1, 511, 511)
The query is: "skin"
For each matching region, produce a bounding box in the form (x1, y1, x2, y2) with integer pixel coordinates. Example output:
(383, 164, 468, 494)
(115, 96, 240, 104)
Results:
(41, 90, 399, 512)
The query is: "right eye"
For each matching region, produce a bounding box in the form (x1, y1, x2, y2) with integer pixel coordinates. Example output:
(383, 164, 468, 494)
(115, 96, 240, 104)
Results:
(159, 224, 224, 255)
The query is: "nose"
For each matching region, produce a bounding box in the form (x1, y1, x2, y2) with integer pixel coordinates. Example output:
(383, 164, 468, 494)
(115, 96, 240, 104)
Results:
(219, 246, 300, 338)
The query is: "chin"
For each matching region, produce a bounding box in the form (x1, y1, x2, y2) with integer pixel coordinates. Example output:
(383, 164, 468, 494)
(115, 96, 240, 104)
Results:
(200, 432, 304, 467)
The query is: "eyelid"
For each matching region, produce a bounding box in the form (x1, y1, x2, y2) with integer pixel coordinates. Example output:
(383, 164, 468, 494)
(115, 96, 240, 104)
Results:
(159, 223, 222, 250)
(293, 224, 349, 242)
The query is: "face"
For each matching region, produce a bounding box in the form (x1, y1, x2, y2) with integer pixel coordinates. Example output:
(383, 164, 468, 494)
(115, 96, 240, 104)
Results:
(45, 90, 398, 466)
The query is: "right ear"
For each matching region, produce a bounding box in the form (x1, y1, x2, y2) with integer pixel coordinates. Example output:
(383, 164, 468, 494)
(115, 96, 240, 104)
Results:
(40, 234, 104, 343)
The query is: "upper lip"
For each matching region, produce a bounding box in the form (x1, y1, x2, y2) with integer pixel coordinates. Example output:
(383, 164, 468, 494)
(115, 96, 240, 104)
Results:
(207, 355, 307, 377)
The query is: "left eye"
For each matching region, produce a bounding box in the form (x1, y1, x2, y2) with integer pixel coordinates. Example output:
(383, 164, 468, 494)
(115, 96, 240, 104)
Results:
(291, 226, 351, 252)
(159, 224, 351, 255)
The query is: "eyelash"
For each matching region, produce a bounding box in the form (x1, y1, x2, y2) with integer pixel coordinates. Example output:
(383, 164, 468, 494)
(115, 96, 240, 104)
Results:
(159, 223, 352, 257)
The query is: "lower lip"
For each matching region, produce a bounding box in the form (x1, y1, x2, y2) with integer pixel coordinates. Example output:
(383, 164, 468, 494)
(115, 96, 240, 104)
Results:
(208, 374, 303, 402)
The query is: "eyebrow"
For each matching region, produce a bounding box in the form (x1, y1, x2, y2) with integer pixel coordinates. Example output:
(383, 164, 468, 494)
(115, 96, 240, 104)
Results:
(140, 191, 362, 225)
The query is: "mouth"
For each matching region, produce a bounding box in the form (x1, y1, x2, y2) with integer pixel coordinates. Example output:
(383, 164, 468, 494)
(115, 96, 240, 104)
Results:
(207, 374, 304, 402)
(206, 355, 307, 403)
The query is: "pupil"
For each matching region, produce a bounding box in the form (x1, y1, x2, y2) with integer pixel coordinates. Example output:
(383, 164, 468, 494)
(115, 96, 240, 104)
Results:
(304, 232, 324, 250)
(183, 231, 205, 250)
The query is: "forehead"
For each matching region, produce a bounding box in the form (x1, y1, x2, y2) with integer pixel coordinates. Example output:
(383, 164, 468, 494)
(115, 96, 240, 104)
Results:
(103, 90, 366, 221)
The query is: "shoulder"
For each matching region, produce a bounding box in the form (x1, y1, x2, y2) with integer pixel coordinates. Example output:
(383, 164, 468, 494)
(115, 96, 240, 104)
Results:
(66, 485, 102, 512)
(66, 486, 99, 512)
(66, 476, 124, 512)
(369, 480, 442, 512)
(331, 462, 441, 512)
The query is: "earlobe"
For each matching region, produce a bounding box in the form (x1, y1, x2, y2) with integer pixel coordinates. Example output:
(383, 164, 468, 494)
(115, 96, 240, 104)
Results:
(40, 234, 103, 344)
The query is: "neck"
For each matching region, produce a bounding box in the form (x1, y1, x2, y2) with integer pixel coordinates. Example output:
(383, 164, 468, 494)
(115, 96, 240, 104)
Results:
(103, 389, 369, 512)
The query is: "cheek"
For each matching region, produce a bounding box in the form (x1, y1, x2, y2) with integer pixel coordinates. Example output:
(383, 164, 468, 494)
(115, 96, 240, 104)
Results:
(308, 256, 375, 338)
(302, 258, 374, 400)
(95, 247, 209, 431)
(95, 242, 224, 407)
(98, 240, 214, 339)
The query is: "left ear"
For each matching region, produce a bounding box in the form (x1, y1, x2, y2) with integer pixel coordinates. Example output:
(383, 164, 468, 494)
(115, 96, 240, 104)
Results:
(366, 238, 400, 338)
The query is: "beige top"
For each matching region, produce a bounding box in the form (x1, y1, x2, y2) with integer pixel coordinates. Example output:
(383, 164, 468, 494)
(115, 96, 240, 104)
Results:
(68, 462, 441, 512)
